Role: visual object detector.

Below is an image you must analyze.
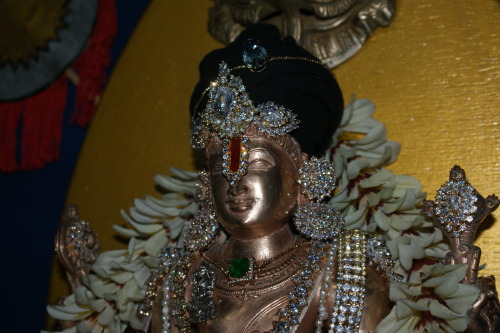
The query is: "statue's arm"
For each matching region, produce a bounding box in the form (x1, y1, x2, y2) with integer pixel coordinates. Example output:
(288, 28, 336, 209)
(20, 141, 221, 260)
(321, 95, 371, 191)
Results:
(359, 262, 392, 332)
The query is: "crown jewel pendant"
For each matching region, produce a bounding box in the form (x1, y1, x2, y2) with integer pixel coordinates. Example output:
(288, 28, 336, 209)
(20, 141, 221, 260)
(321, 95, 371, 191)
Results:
(243, 38, 268, 71)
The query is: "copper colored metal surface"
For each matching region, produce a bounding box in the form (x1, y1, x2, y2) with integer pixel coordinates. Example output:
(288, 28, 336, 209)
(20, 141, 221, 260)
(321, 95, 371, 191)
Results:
(208, 136, 301, 241)
(151, 251, 390, 333)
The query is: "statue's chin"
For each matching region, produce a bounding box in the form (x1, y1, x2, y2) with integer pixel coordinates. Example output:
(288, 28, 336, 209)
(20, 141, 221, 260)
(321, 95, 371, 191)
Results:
(219, 216, 292, 241)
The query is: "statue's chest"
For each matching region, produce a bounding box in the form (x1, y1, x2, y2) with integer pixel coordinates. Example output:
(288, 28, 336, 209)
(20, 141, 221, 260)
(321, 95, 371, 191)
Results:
(194, 271, 323, 333)
(201, 279, 293, 333)
(188, 240, 330, 332)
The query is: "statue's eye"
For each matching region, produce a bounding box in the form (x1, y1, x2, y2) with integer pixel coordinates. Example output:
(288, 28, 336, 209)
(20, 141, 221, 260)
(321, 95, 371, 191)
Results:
(249, 158, 274, 170)
(248, 149, 276, 170)
(209, 156, 224, 174)
(212, 162, 223, 174)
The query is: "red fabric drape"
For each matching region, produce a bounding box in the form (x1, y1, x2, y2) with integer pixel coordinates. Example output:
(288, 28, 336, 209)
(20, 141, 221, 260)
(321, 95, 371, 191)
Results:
(72, 0, 117, 126)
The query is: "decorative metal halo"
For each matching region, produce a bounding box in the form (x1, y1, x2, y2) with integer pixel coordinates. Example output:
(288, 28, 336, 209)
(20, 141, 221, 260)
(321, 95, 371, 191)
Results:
(0, 0, 98, 100)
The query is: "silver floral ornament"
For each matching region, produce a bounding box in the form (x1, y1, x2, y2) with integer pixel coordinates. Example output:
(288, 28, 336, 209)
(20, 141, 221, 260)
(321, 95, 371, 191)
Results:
(184, 206, 219, 251)
(293, 202, 343, 240)
(295, 157, 342, 240)
(201, 61, 255, 140)
(297, 156, 336, 202)
(255, 101, 299, 137)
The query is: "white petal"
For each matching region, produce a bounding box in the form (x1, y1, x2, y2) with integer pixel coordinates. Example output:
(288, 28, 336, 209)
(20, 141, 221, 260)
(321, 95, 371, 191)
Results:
(96, 303, 116, 326)
(446, 283, 480, 313)
(169, 167, 198, 180)
(120, 210, 163, 234)
(372, 209, 391, 231)
(129, 207, 160, 223)
(112, 225, 141, 238)
(144, 229, 168, 257)
(154, 174, 196, 195)
(133, 198, 164, 217)
(398, 244, 425, 271)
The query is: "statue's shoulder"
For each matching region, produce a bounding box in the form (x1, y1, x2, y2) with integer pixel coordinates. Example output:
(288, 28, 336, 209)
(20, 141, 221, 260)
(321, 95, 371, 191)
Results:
(326, 229, 396, 332)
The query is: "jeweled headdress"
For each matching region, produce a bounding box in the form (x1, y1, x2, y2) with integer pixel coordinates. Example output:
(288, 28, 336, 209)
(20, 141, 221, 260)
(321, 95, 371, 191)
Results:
(190, 24, 344, 186)
(191, 57, 302, 185)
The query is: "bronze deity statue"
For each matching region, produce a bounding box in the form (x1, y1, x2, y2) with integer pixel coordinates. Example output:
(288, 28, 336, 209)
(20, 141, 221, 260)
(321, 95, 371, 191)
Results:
(143, 24, 395, 333)
(48, 24, 500, 333)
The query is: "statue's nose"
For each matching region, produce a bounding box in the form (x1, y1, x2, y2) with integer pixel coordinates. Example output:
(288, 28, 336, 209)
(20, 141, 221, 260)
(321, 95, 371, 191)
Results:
(227, 182, 249, 196)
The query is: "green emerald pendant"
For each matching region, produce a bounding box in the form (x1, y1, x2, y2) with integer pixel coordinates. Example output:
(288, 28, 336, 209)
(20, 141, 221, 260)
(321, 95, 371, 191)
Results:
(229, 257, 250, 278)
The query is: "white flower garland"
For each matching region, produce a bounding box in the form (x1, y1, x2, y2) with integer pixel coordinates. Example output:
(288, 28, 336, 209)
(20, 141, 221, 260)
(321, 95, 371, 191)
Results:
(45, 98, 479, 333)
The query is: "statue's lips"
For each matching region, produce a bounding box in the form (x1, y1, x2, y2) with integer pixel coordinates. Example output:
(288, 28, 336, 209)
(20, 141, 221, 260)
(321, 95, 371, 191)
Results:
(226, 198, 255, 212)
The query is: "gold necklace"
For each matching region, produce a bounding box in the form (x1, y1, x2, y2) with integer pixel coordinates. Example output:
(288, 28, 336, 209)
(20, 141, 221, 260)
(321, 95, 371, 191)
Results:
(201, 240, 311, 284)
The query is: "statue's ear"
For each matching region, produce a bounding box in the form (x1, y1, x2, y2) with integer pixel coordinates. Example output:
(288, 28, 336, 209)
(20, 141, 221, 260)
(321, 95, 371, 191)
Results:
(297, 190, 308, 206)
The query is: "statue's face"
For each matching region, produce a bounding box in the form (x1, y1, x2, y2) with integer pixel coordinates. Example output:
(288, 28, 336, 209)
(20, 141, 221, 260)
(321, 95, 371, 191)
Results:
(208, 136, 300, 240)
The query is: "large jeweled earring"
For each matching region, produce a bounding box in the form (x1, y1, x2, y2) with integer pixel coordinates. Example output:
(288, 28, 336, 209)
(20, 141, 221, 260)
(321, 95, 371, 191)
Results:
(294, 157, 344, 240)
(184, 171, 220, 251)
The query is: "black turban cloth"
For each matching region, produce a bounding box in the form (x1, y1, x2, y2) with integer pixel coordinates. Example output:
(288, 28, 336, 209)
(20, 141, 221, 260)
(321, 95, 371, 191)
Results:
(190, 24, 344, 157)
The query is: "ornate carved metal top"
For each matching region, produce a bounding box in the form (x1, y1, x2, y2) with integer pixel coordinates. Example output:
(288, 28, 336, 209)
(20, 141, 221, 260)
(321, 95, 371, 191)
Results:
(423, 166, 500, 332)
(424, 165, 499, 245)
(208, 0, 395, 68)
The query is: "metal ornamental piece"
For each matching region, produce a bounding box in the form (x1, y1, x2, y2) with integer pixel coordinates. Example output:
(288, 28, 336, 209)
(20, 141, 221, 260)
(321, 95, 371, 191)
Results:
(192, 62, 300, 148)
(424, 166, 499, 283)
(293, 202, 343, 240)
(297, 156, 336, 202)
(423, 165, 500, 332)
(140, 247, 181, 318)
(54, 204, 99, 291)
(423, 165, 499, 277)
(185, 171, 221, 251)
(208, 0, 395, 68)
(184, 206, 220, 251)
(329, 229, 367, 333)
(434, 171, 479, 238)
